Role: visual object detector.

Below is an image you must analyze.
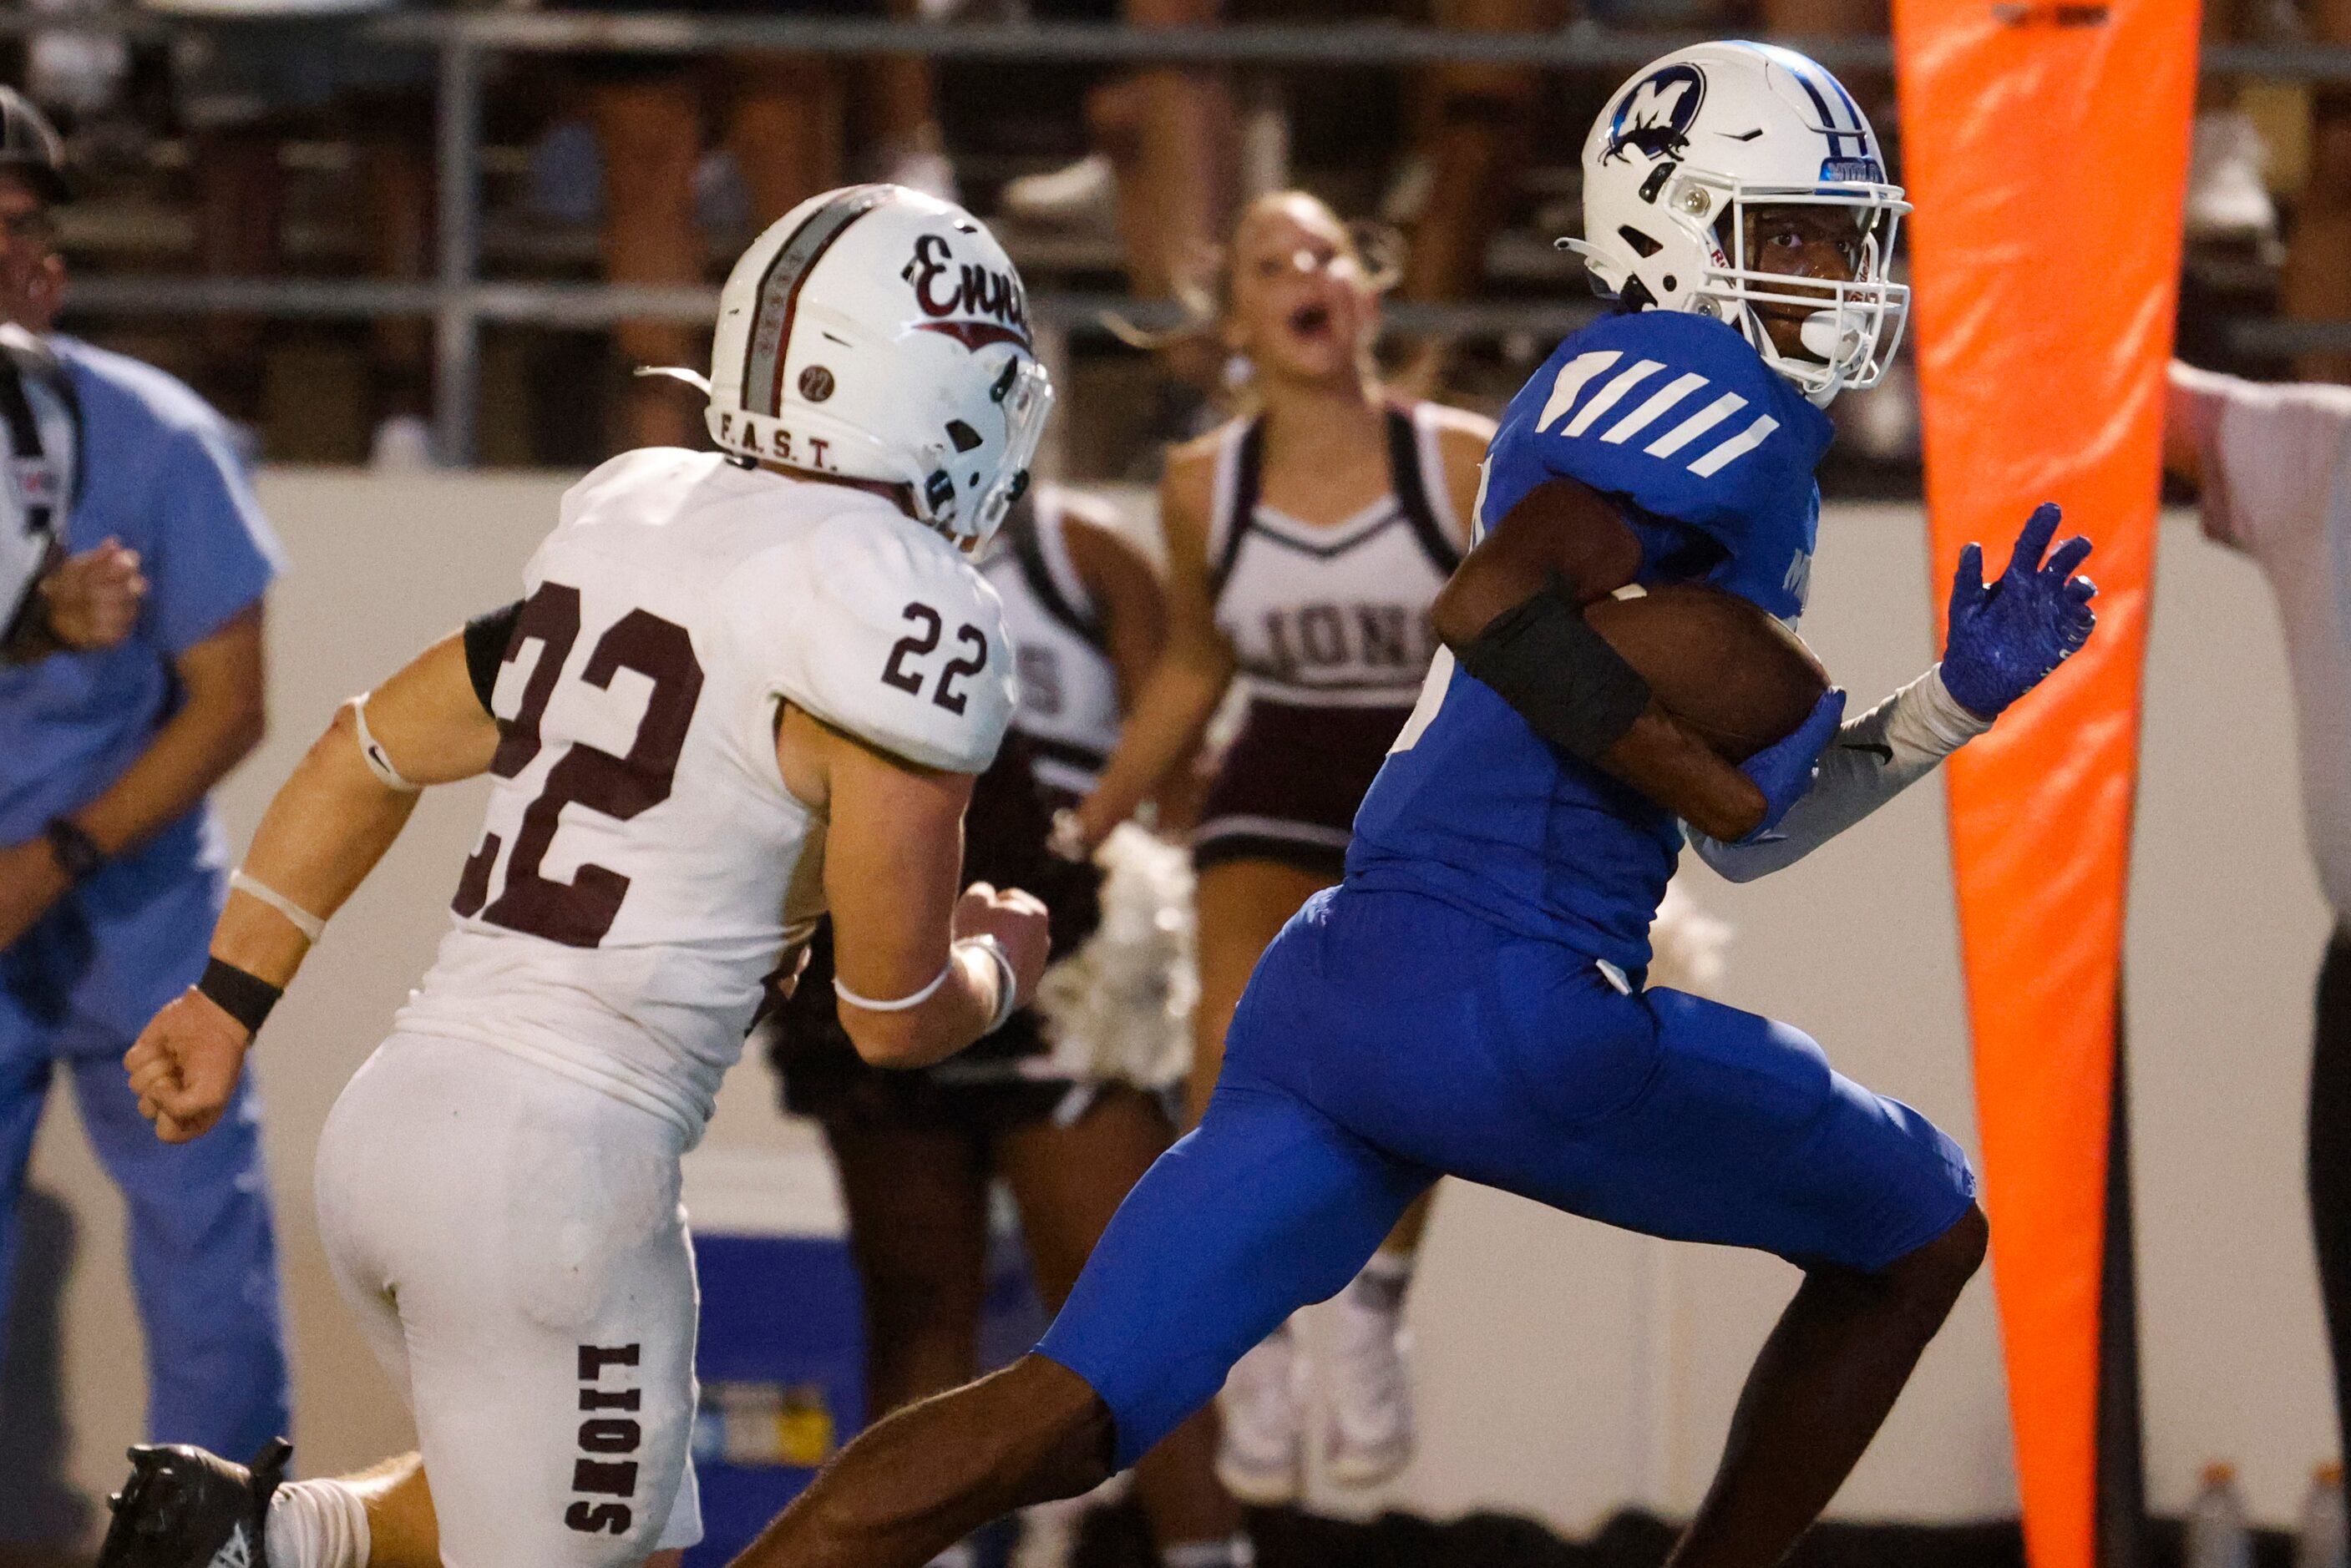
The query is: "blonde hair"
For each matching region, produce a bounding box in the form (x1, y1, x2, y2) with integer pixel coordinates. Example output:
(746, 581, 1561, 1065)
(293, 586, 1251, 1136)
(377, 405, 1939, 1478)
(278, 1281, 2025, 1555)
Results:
(1103, 190, 1401, 360)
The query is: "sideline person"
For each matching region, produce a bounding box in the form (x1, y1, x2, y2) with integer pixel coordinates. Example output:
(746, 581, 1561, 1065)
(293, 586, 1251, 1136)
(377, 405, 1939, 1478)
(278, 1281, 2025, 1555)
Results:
(0, 85, 288, 1467)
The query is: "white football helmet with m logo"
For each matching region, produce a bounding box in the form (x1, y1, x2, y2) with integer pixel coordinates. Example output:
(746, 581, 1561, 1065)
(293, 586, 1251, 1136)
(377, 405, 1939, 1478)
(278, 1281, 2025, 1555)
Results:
(692, 185, 1054, 550)
(1568, 42, 1910, 406)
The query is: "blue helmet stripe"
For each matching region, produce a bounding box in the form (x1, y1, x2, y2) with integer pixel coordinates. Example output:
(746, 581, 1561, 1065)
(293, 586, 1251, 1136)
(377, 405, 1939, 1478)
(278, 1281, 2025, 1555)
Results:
(1778, 53, 1867, 163)
(1701, 42, 1876, 175)
(1823, 70, 1867, 135)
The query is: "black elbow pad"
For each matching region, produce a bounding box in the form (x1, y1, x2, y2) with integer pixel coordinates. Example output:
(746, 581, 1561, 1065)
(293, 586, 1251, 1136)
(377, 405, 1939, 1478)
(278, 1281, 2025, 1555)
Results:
(1454, 589, 1651, 763)
(461, 599, 524, 716)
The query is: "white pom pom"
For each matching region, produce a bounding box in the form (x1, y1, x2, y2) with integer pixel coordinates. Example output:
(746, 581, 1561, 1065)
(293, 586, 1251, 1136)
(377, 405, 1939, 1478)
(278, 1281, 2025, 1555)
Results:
(1031, 822, 1198, 1090)
(1644, 878, 1733, 996)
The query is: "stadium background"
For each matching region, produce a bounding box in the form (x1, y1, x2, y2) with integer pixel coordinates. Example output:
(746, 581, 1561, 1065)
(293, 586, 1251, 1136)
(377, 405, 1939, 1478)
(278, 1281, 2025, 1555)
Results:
(0, 3, 2343, 1563)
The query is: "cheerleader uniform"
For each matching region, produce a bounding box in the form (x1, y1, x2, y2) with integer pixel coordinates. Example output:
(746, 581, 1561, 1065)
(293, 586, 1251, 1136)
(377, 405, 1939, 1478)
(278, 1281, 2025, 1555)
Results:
(1193, 402, 1464, 876)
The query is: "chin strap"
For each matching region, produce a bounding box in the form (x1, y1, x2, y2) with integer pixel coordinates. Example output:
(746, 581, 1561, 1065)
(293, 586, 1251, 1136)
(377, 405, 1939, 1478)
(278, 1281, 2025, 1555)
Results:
(634, 365, 712, 394)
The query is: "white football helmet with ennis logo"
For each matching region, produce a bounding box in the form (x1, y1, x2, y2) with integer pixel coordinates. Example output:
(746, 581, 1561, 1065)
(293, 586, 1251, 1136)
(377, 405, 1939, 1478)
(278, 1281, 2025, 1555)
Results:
(1566, 42, 1909, 406)
(697, 185, 1054, 549)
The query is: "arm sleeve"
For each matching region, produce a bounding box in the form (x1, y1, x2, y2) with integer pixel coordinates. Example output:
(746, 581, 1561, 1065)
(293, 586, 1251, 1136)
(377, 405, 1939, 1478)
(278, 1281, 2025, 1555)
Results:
(146, 420, 285, 655)
(462, 599, 524, 715)
(1686, 665, 1990, 883)
(2171, 362, 2351, 560)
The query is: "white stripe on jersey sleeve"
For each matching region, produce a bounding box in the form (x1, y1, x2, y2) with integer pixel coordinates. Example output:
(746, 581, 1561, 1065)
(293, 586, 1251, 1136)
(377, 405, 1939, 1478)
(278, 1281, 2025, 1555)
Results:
(1563, 360, 1667, 437)
(1599, 372, 1711, 446)
(1686, 414, 1781, 477)
(1535, 350, 1623, 432)
(1644, 392, 1747, 458)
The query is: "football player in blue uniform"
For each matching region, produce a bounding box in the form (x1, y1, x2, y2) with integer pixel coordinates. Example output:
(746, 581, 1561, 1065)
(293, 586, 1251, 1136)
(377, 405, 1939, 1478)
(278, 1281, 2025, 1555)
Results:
(732, 43, 2100, 1568)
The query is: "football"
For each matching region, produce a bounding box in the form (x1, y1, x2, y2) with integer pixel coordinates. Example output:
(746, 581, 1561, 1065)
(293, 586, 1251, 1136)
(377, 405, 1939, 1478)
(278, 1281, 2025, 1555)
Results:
(1583, 582, 1830, 762)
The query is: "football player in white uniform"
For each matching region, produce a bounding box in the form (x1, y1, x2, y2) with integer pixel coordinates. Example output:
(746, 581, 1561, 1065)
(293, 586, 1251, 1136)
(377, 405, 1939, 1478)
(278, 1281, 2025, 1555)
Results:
(94, 185, 1056, 1568)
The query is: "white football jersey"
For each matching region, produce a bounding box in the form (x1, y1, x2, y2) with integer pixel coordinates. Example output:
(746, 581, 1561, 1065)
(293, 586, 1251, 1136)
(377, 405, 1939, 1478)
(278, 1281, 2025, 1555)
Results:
(395, 448, 1016, 1139)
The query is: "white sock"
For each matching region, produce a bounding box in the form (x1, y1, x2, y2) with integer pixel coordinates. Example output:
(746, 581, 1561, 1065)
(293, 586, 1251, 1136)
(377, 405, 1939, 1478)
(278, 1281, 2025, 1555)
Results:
(925, 1544, 978, 1568)
(1163, 1534, 1255, 1568)
(266, 1479, 372, 1568)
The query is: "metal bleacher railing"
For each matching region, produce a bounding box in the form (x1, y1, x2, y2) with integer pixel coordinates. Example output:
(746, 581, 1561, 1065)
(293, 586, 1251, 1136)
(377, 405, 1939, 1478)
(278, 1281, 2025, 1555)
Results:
(6, 8, 2351, 462)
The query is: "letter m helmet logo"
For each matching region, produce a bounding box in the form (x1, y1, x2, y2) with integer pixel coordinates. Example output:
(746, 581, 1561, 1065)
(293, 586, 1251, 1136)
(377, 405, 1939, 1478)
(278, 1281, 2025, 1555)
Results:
(1604, 63, 1706, 164)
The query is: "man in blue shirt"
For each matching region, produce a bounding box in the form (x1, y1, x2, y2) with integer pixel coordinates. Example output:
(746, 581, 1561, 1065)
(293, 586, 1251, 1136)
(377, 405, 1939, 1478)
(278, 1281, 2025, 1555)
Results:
(0, 88, 291, 1464)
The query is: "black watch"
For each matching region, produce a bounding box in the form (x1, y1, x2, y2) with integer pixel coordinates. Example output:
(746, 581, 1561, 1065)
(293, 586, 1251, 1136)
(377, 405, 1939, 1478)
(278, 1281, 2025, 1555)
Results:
(42, 817, 104, 883)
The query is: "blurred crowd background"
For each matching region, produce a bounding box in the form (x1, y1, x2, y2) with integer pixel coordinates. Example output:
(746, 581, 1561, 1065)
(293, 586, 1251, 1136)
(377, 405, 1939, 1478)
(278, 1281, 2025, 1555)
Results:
(6, 0, 2343, 483)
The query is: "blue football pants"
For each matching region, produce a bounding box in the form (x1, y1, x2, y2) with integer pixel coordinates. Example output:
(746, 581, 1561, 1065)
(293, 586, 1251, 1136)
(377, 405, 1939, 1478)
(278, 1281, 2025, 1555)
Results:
(1038, 885, 1975, 1466)
(1, 936, 291, 1459)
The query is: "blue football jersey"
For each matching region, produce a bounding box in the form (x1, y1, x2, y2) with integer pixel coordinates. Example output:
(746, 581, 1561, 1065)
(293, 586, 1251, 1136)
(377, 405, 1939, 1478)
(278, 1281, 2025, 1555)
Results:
(1345, 310, 1832, 969)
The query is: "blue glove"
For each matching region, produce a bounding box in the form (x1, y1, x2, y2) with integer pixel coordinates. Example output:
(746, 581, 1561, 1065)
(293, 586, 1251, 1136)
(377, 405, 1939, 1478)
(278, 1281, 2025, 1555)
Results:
(1736, 686, 1846, 844)
(1940, 502, 2099, 720)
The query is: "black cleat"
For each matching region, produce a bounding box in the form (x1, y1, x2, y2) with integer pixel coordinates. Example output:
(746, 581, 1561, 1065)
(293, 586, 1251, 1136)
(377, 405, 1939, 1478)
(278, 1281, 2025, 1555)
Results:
(97, 1438, 291, 1568)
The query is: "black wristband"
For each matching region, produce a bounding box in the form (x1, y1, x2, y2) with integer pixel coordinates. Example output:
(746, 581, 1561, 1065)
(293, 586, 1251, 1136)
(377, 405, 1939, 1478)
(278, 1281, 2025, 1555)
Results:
(42, 817, 104, 883)
(1455, 588, 1653, 764)
(198, 957, 282, 1035)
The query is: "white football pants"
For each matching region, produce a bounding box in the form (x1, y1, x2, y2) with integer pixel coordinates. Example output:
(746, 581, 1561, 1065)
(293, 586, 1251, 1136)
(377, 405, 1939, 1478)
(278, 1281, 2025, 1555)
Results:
(315, 1033, 703, 1568)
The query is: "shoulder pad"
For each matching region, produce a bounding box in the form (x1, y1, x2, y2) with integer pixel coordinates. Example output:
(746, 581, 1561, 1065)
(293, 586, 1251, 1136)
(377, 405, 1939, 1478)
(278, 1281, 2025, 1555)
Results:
(558, 447, 709, 527)
(1491, 311, 1828, 539)
(766, 513, 1016, 774)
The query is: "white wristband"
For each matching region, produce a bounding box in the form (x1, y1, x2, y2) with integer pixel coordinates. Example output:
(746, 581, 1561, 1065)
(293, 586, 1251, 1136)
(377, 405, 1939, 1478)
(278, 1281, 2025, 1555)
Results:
(348, 692, 421, 793)
(832, 938, 1019, 1033)
(955, 933, 1020, 1035)
(833, 957, 955, 1013)
(229, 869, 326, 944)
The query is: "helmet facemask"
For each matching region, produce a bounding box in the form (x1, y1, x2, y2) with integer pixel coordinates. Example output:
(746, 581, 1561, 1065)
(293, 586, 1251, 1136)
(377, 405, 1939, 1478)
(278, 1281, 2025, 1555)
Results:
(1697, 181, 1909, 405)
(929, 350, 1053, 553)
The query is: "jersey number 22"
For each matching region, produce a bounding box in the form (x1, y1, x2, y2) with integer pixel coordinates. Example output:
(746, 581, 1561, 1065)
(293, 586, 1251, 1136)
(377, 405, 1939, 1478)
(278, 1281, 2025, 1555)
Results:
(453, 580, 707, 948)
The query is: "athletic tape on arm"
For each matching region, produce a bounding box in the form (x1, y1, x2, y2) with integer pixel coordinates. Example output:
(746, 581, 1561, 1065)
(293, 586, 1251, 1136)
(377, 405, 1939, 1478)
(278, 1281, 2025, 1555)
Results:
(833, 938, 1017, 1032)
(1687, 664, 1990, 882)
(957, 933, 1019, 1034)
(229, 870, 327, 943)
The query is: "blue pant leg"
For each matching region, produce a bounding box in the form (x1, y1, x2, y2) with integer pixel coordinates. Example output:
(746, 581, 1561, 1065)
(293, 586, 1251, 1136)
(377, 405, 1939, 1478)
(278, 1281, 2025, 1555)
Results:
(1510, 988, 1977, 1272)
(69, 1046, 291, 1454)
(1035, 1076, 1431, 1469)
(1247, 888, 1974, 1276)
(0, 993, 59, 1383)
(1625, 989, 1977, 1269)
